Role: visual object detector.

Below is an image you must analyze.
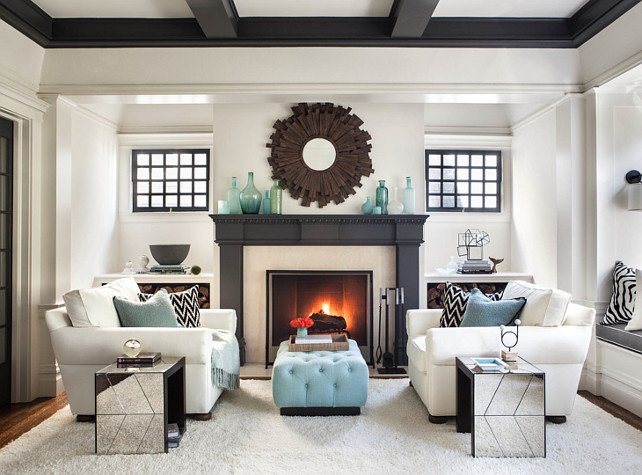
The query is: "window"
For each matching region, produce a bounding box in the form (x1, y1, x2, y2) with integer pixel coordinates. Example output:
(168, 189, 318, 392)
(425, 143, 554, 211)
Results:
(132, 149, 210, 212)
(425, 150, 502, 212)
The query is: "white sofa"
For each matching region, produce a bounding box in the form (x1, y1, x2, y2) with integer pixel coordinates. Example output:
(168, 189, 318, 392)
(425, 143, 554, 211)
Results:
(406, 302, 595, 422)
(45, 306, 237, 420)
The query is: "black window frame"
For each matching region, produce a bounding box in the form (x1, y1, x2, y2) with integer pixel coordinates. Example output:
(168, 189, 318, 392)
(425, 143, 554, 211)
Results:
(131, 148, 210, 213)
(425, 149, 502, 213)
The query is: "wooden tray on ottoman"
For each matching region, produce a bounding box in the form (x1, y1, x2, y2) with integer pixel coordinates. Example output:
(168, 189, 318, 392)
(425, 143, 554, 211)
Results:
(288, 334, 349, 352)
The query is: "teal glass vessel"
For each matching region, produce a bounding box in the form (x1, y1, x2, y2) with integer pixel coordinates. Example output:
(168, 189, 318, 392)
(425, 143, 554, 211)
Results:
(239, 172, 262, 214)
(227, 177, 242, 214)
(262, 191, 271, 214)
(403, 176, 415, 214)
(270, 179, 283, 215)
(361, 196, 373, 215)
(375, 180, 388, 214)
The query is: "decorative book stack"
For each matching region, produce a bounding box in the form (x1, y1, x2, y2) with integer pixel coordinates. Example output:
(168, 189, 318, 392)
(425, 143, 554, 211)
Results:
(117, 352, 161, 368)
(150, 265, 189, 274)
(458, 259, 492, 274)
(167, 423, 182, 448)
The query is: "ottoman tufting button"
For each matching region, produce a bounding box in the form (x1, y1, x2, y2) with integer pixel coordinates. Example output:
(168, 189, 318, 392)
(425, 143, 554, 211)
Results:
(333, 383, 337, 388)
(305, 383, 309, 389)
(319, 368, 324, 373)
(288, 370, 293, 375)
(348, 367, 352, 372)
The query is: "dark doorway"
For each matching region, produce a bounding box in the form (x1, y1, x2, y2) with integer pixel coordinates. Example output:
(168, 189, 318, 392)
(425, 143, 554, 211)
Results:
(0, 117, 13, 406)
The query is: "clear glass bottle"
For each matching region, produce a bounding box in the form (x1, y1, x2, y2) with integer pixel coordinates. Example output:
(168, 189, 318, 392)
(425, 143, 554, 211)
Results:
(375, 180, 388, 214)
(239, 172, 262, 214)
(388, 187, 404, 214)
(270, 179, 283, 215)
(227, 176, 242, 214)
(262, 190, 271, 214)
(402, 176, 415, 214)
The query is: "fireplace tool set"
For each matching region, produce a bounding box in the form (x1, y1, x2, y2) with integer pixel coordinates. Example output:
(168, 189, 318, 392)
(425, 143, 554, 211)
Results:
(376, 287, 407, 374)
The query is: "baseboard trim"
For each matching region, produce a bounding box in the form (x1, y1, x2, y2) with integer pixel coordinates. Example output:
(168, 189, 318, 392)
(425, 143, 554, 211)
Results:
(581, 368, 642, 417)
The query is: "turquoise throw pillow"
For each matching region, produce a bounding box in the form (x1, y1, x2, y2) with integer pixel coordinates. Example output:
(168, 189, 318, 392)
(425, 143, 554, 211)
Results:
(460, 288, 526, 327)
(113, 289, 179, 327)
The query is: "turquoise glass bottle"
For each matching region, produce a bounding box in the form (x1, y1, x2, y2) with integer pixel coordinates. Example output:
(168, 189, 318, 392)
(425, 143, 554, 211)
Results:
(239, 172, 262, 214)
(270, 179, 283, 214)
(361, 196, 373, 215)
(375, 180, 388, 214)
(403, 176, 415, 214)
(262, 191, 271, 214)
(227, 177, 242, 214)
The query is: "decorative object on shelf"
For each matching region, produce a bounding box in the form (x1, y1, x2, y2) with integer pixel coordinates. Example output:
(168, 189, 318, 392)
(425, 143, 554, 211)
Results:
(122, 261, 135, 274)
(625, 169, 642, 210)
(402, 176, 415, 214)
(290, 317, 314, 338)
(136, 255, 150, 274)
(388, 187, 404, 214)
(227, 176, 242, 214)
(269, 179, 283, 214)
(218, 199, 230, 214)
(457, 229, 492, 273)
(375, 180, 389, 214)
(371, 206, 382, 215)
(267, 103, 373, 208)
(239, 172, 262, 214)
(435, 256, 458, 275)
(262, 191, 271, 214)
(149, 244, 190, 265)
(361, 196, 373, 215)
(490, 257, 504, 273)
(500, 319, 521, 362)
(122, 338, 142, 357)
(190, 265, 202, 275)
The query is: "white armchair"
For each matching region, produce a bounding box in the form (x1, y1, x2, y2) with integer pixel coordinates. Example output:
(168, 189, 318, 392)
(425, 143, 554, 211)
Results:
(406, 302, 595, 423)
(45, 307, 237, 420)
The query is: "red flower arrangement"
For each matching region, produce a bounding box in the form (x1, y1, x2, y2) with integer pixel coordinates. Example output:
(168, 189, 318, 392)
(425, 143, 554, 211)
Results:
(290, 317, 314, 329)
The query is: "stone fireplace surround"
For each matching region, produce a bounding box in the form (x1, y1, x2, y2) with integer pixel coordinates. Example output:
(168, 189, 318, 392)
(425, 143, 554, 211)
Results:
(211, 215, 428, 364)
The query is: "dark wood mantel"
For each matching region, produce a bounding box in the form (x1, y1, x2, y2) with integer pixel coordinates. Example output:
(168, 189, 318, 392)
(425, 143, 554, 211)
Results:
(210, 214, 428, 364)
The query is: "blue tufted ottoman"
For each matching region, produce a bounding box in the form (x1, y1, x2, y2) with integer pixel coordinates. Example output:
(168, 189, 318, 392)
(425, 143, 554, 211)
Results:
(272, 339, 368, 416)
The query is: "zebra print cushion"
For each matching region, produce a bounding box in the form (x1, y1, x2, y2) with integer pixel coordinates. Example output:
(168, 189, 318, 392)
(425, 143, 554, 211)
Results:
(602, 261, 637, 325)
(440, 282, 503, 328)
(139, 285, 201, 328)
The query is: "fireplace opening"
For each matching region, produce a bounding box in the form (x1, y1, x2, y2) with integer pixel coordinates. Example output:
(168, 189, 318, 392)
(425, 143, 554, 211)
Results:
(266, 270, 373, 365)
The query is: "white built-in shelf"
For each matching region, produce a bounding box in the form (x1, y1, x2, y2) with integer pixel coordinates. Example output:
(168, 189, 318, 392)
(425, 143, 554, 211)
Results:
(425, 272, 533, 283)
(93, 273, 214, 287)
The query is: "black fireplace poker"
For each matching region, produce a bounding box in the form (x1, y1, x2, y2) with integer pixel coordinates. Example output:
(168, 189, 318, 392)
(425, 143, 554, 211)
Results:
(377, 287, 407, 375)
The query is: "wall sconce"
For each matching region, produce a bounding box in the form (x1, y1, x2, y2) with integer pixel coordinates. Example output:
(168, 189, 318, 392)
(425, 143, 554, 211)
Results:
(626, 170, 642, 210)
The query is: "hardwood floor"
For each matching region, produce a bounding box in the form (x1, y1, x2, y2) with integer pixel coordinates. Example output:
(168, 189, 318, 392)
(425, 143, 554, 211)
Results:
(0, 390, 638, 449)
(0, 393, 68, 449)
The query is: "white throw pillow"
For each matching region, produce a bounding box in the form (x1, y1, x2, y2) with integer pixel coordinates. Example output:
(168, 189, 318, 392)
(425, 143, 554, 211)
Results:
(62, 277, 140, 328)
(625, 269, 642, 331)
(501, 280, 571, 326)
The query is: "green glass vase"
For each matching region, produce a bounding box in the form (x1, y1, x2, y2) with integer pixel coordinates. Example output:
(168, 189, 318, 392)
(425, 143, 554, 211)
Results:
(375, 180, 388, 214)
(269, 179, 283, 215)
(227, 176, 242, 214)
(297, 328, 308, 338)
(239, 172, 262, 214)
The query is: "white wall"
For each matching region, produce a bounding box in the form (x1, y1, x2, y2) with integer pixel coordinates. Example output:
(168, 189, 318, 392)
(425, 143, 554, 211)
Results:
(0, 20, 44, 92)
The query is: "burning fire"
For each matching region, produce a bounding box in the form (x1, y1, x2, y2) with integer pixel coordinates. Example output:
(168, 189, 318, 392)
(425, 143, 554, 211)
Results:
(321, 302, 331, 315)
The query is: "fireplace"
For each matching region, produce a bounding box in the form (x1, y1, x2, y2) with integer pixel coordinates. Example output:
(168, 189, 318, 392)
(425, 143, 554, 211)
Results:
(266, 270, 373, 365)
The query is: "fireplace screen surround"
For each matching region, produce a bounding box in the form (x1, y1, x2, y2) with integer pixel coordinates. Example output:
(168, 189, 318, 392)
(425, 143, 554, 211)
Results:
(266, 270, 373, 365)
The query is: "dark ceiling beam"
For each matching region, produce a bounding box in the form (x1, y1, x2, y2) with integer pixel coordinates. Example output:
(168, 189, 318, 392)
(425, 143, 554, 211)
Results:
(391, 0, 440, 38)
(185, 0, 237, 38)
(569, 0, 641, 46)
(0, 0, 51, 46)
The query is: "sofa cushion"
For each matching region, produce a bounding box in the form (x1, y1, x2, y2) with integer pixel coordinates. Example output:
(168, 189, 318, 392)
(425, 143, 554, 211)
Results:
(440, 282, 503, 328)
(407, 335, 427, 372)
(460, 289, 526, 327)
(501, 280, 571, 326)
(114, 290, 180, 327)
(602, 260, 637, 325)
(140, 285, 200, 328)
(596, 323, 642, 354)
(62, 277, 140, 328)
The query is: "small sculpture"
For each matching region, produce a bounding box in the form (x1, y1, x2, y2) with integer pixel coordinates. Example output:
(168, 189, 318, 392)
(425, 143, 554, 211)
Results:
(500, 319, 521, 362)
(457, 229, 490, 260)
(122, 261, 135, 274)
(136, 255, 150, 273)
(123, 338, 142, 357)
(490, 257, 504, 273)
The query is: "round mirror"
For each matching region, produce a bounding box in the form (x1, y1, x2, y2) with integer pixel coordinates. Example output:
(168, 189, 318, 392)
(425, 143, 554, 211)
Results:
(302, 138, 336, 171)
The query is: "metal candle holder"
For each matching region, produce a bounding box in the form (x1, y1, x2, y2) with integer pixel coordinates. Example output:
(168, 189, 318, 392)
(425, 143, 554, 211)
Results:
(500, 319, 521, 362)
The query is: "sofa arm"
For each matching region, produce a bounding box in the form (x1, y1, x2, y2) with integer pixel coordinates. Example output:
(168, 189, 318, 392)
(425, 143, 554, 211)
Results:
(515, 326, 593, 365)
(200, 309, 237, 334)
(49, 326, 213, 366)
(426, 327, 501, 366)
(406, 309, 441, 338)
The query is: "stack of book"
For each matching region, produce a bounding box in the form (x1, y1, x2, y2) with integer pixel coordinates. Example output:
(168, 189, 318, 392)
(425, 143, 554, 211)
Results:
(458, 259, 492, 274)
(167, 423, 182, 448)
(150, 265, 189, 274)
(294, 334, 333, 345)
(117, 352, 161, 368)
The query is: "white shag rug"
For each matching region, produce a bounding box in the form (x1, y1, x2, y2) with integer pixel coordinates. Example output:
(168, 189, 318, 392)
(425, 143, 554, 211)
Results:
(0, 379, 640, 474)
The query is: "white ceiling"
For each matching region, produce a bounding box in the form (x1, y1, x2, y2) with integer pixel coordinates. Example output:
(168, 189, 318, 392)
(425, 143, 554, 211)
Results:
(32, 0, 589, 19)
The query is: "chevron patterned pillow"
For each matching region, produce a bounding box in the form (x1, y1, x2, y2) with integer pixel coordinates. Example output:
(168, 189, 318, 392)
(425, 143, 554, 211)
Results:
(440, 282, 503, 328)
(602, 261, 637, 325)
(139, 285, 201, 328)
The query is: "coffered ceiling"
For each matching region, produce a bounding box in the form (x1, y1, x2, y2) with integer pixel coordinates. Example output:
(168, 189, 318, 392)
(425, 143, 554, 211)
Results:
(0, 0, 638, 48)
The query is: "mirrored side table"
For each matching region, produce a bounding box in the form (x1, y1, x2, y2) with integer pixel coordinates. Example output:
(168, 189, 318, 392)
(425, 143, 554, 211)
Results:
(95, 356, 186, 454)
(456, 356, 545, 458)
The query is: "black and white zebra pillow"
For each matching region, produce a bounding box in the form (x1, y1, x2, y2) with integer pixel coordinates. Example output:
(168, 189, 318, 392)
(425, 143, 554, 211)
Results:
(139, 285, 201, 328)
(440, 282, 503, 328)
(602, 261, 637, 325)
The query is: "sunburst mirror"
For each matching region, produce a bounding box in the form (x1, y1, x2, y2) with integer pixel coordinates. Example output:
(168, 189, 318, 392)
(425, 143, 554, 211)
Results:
(267, 103, 374, 208)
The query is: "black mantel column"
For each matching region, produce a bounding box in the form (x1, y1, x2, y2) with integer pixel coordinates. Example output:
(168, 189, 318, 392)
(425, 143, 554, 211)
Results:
(211, 214, 428, 366)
